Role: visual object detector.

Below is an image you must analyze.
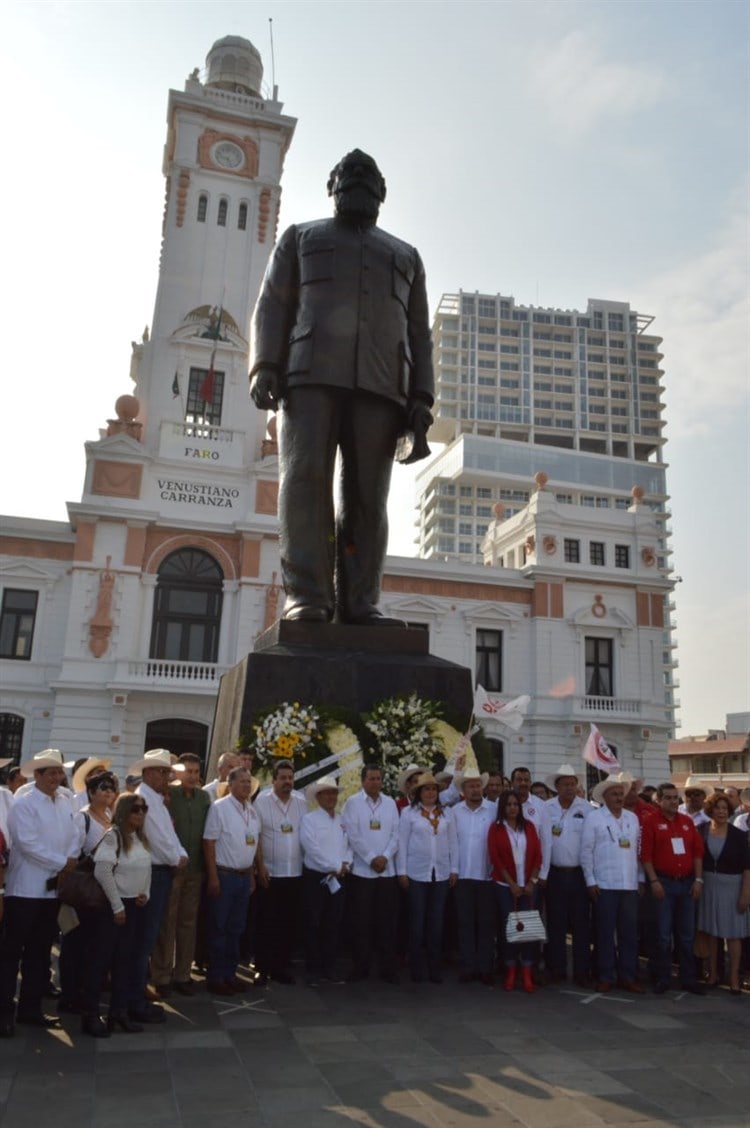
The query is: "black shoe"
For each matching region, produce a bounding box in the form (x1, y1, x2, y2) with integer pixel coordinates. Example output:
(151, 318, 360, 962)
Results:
(107, 1013, 143, 1033)
(81, 1013, 110, 1038)
(681, 983, 706, 996)
(16, 1013, 61, 1028)
(128, 1004, 166, 1024)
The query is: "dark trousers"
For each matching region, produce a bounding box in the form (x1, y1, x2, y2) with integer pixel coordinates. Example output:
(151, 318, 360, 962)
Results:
(348, 874, 398, 978)
(454, 880, 495, 975)
(594, 889, 638, 985)
(132, 865, 173, 1001)
(0, 897, 59, 1019)
(255, 875, 302, 977)
(279, 387, 403, 620)
(407, 879, 449, 981)
(207, 872, 251, 984)
(58, 907, 115, 1012)
(653, 875, 698, 987)
(303, 867, 345, 977)
(545, 866, 591, 977)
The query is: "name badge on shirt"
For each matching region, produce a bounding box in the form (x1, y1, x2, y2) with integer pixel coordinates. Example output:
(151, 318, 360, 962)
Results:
(671, 837, 686, 855)
(618, 836, 631, 849)
(280, 822, 293, 834)
(370, 819, 381, 831)
(551, 825, 562, 837)
(246, 833, 255, 846)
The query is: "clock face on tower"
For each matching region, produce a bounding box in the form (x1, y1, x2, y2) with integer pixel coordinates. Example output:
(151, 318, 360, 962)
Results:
(213, 141, 245, 170)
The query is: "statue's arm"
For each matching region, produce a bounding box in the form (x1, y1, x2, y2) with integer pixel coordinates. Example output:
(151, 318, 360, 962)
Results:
(249, 225, 300, 410)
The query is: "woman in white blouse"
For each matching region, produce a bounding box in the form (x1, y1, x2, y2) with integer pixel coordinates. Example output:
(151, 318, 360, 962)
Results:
(93, 793, 152, 1033)
(397, 773, 458, 983)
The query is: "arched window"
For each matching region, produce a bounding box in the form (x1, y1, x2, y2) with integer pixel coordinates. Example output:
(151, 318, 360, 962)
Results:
(150, 549, 223, 663)
(217, 199, 228, 227)
(144, 719, 209, 775)
(0, 712, 24, 765)
(197, 194, 208, 223)
(237, 202, 248, 230)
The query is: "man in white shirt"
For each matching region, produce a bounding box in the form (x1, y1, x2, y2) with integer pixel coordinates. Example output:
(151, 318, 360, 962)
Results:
(203, 767, 261, 995)
(341, 763, 400, 983)
(300, 776, 352, 986)
(542, 763, 592, 986)
(131, 749, 187, 1022)
(203, 751, 240, 803)
(0, 749, 81, 1036)
(678, 778, 711, 827)
(452, 769, 496, 985)
(580, 773, 644, 994)
(254, 759, 308, 984)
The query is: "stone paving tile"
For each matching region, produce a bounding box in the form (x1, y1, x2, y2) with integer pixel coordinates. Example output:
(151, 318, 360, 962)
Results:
(256, 1084, 340, 1113)
(329, 1082, 425, 1110)
(91, 1092, 179, 1124)
(365, 1038, 443, 1061)
(303, 1039, 382, 1064)
(94, 1047, 169, 1072)
(615, 1012, 688, 1030)
(293, 1023, 358, 1043)
(571, 1093, 672, 1124)
(163, 1028, 233, 1048)
(96, 1032, 166, 1053)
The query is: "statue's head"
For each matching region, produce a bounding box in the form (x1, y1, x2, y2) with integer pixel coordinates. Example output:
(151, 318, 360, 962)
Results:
(327, 149, 386, 222)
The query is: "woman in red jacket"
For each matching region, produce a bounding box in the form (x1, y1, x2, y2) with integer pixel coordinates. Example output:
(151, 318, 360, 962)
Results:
(488, 790, 542, 993)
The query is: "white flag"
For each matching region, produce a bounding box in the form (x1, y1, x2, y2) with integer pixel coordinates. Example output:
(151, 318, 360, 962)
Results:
(582, 723, 621, 773)
(473, 686, 530, 731)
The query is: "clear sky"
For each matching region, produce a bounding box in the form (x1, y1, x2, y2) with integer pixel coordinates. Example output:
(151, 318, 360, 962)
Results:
(2, 0, 748, 738)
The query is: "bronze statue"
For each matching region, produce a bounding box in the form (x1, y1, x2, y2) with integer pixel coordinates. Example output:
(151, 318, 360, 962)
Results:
(250, 150, 434, 625)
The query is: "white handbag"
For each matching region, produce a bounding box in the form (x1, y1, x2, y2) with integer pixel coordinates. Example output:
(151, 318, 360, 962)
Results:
(505, 907, 547, 944)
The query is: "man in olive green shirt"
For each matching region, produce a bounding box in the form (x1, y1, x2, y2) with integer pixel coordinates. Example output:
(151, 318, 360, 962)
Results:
(151, 754, 211, 996)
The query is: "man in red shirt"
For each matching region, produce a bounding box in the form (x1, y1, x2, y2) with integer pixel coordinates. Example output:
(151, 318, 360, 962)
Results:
(640, 782, 705, 995)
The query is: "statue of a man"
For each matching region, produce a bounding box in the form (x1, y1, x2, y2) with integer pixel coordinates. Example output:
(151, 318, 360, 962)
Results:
(249, 150, 434, 625)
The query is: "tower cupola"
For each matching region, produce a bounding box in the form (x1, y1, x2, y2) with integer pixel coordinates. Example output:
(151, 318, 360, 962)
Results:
(205, 35, 263, 96)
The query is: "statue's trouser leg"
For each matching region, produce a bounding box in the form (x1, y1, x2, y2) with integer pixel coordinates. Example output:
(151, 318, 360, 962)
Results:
(336, 393, 403, 621)
(277, 387, 341, 618)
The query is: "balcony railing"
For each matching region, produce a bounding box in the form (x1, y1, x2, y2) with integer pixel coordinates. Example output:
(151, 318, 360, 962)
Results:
(579, 696, 641, 715)
(127, 659, 224, 686)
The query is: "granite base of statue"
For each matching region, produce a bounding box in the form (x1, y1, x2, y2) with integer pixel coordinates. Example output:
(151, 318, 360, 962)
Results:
(208, 621, 473, 772)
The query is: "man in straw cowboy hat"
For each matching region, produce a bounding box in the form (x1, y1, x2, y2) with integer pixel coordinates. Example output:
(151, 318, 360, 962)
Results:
(128, 749, 187, 1022)
(301, 775, 352, 986)
(679, 777, 713, 828)
(0, 749, 81, 1037)
(452, 768, 495, 985)
(543, 763, 593, 986)
(580, 772, 645, 994)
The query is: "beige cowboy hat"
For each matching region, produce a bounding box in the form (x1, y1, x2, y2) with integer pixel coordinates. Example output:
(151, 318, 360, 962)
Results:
(306, 774, 340, 802)
(21, 748, 66, 775)
(455, 768, 489, 793)
(71, 756, 113, 794)
(411, 772, 440, 794)
(131, 748, 185, 773)
(592, 771, 633, 806)
(397, 763, 426, 795)
(0, 757, 13, 769)
(544, 763, 580, 792)
(683, 776, 714, 798)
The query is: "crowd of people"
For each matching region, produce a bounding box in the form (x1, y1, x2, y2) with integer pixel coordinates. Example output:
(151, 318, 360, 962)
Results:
(0, 746, 748, 1039)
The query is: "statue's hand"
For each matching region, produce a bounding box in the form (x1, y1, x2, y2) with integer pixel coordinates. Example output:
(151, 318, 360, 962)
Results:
(407, 399, 433, 434)
(250, 367, 280, 410)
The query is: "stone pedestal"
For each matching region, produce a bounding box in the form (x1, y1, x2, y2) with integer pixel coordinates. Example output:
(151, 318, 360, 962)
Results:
(208, 620, 474, 773)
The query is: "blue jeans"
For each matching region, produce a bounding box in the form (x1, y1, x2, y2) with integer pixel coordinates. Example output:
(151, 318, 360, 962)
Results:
(407, 879, 449, 981)
(132, 865, 173, 1003)
(653, 875, 697, 987)
(594, 889, 638, 985)
(497, 885, 539, 967)
(207, 871, 251, 983)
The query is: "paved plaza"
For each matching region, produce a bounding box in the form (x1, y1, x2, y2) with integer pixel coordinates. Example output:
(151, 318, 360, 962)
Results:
(0, 971, 748, 1128)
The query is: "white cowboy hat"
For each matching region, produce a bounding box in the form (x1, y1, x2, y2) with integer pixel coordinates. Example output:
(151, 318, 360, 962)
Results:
(131, 748, 185, 773)
(544, 763, 580, 791)
(0, 757, 13, 769)
(683, 776, 714, 798)
(592, 772, 633, 806)
(21, 748, 66, 775)
(397, 763, 426, 795)
(71, 756, 113, 794)
(306, 774, 340, 802)
(455, 768, 489, 793)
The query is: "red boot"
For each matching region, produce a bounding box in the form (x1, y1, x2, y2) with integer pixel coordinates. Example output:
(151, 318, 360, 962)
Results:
(521, 966, 535, 994)
(503, 966, 517, 992)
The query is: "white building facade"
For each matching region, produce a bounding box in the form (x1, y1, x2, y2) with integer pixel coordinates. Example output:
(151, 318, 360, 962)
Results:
(0, 37, 675, 787)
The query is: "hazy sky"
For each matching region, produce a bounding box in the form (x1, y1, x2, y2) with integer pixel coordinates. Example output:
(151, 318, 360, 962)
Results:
(2, 0, 748, 737)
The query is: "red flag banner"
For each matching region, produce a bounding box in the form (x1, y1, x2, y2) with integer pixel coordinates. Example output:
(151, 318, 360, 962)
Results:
(582, 723, 621, 773)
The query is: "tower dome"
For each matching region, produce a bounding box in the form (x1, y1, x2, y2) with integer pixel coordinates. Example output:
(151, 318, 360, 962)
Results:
(205, 35, 263, 96)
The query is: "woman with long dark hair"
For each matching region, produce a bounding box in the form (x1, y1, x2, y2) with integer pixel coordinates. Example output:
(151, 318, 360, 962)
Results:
(488, 789, 542, 993)
(92, 792, 152, 1032)
(698, 792, 750, 994)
